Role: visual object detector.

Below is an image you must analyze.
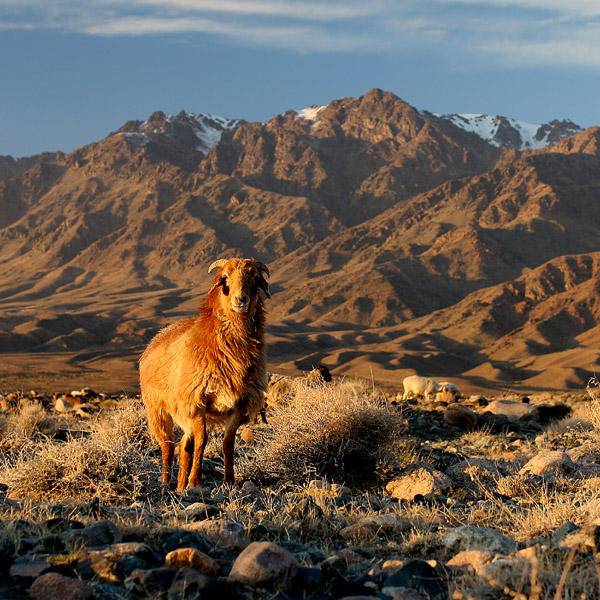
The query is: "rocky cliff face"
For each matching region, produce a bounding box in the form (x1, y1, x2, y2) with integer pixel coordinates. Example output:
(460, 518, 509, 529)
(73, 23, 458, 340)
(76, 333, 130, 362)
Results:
(0, 88, 597, 391)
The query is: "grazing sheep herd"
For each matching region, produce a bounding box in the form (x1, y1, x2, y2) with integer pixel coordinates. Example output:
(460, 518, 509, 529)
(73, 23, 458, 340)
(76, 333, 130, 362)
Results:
(139, 256, 459, 489)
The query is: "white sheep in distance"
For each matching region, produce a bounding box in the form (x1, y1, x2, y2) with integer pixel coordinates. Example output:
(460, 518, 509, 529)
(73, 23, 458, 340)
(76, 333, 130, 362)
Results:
(402, 375, 440, 401)
(438, 381, 460, 399)
(139, 257, 271, 490)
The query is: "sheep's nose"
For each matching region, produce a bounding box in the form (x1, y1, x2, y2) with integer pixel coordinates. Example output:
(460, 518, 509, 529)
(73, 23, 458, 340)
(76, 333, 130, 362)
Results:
(232, 293, 250, 311)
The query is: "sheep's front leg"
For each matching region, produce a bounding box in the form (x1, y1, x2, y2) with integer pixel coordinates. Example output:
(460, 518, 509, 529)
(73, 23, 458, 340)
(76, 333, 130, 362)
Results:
(177, 433, 194, 492)
(187, 416, 208, 489)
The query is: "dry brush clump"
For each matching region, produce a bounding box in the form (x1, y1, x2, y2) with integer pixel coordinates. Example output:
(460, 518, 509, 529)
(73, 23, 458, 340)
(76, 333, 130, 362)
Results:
(0, 396, 160, 502)
(586, 375, 600, 442)
(0, 399, 69, 455)
(239, 377, 405, 485)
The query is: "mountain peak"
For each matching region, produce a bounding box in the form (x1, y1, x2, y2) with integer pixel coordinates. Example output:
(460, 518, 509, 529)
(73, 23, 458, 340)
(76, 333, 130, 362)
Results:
(115, 110, 245, 153)
(424, 111, 582, 150)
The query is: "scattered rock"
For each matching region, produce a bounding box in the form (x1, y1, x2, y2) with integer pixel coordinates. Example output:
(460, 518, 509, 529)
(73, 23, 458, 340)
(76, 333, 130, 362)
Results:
(446, 550, 493, 572)
(165, 547, 218, 575)
(383, 559, 448, 600)
(29, 572, 94, 600)
(167, 567, 217, 599)
(125, 567, 176, 597)
(443, 404, 478, 429)
(9, 557, 54, 584)
(446, 458, 501, 492)
(186, 519, 248, 552)
(307, 479, 352, 500)
(560, 525, 600, 553)
(519, 450, 576, 476)
(442, 525, 517, 554)
(386, 463, 453, 501)
(228, 541, 298, 591)
(485, 399, 539, 422)
(240, 428, 255, 445)
(54, 397, 73, 412)
(64, 519, 122, 548)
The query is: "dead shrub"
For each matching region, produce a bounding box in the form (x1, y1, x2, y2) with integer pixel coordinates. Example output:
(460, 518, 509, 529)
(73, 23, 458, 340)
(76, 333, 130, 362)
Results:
(586, 376, 600, 442)
(239, 378, 404, 485)
(1, 435, 158, 503)
(0, 400, 68, 455)
(0, 398, 160, 502)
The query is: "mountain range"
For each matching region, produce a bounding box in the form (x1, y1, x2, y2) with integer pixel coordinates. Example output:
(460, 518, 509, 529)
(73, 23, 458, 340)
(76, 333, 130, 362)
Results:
(1, 88, 599, 394)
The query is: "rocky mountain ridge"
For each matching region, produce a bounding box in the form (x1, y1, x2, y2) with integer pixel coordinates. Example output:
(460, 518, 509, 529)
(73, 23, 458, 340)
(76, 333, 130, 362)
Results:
(0, 88, 598, 393)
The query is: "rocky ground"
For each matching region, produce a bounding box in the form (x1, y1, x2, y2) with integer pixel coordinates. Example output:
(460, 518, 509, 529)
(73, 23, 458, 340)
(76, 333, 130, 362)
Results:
(0, 382, 599, 599)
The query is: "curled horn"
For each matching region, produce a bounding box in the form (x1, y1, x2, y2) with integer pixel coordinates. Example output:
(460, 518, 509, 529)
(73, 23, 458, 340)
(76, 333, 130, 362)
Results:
(208, 259, 229, 273)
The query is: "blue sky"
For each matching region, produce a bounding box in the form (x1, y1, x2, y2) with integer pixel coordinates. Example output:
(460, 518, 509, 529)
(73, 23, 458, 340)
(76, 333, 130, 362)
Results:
(1, 0, 599, 157)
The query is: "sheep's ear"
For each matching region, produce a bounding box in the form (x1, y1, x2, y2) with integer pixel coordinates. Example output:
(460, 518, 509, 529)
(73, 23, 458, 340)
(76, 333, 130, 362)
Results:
(255, 261, 270, 277)
(257, 275, 271, 299)
(208, 275, 225, 295)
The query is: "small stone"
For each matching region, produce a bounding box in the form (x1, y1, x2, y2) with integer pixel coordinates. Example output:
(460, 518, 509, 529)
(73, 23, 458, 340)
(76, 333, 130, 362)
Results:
(445, 550, 493, 572)
(54, 397, 73, 412)
(476, 557, 527, 583)
(560, 525, 600, 553)
(307, 479, 352, 500)
(9, 558, 54, 584)
(29, 572, 94, 600)
(384, 559, 448, 600)
(446, 458, 501, 492)
(442, 525, 517, 555)
(238, 480, 261, 497)
(182, 502, 221, 520)
(165, 548, 218, 575)
(228, 541, 298, 591)
(125, 568, 176, 596)
(386, 463, 453, 501)
(162, 531, 211, 554)
(64, 519, 122, 548)
(519, 450, 576, 476)
(485, 399, 539, 422)
(382, 559, 405, 577)
(381, 588, 428, 600)
(443, 404, 477, 429)
(186, 519, 248, 552)
(167, 567, 216, 599)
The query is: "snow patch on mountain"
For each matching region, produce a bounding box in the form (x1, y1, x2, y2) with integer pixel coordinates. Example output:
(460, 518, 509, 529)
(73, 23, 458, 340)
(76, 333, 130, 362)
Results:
(117, 111, 244, 152)
(427, 112, 582, 150)
(295, 105, 326, 130)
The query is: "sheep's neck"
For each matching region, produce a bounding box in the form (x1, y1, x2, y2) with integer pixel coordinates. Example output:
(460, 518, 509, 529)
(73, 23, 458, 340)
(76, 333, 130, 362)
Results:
(196, 301, 265, 398)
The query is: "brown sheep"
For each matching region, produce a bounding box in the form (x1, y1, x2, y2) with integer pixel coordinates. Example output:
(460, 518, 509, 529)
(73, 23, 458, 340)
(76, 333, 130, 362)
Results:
(139, 257, 271, 490)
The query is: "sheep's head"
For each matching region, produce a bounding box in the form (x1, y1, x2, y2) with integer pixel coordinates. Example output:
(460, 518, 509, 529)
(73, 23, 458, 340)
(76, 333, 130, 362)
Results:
(208, 258, 271, 315)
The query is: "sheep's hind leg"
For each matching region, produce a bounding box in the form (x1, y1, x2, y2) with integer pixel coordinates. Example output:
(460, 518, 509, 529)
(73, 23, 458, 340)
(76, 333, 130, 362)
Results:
(223, 411, 243, 484)
(148, 410, 175, 489)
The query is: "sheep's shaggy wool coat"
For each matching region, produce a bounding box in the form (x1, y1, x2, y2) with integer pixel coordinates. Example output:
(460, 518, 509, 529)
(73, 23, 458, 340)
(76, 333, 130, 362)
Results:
(139, 258, 269, 489)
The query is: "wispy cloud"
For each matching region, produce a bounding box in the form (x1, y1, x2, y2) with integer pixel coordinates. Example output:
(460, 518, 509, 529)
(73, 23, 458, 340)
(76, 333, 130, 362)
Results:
(1, 0, 600, 68)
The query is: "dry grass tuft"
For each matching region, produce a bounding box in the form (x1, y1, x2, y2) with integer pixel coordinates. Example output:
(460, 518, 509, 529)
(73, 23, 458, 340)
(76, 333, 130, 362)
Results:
(0, 400, 68, 454)
(586, 375, 600, 442)
(239, 378, 404, 485)
(0, 397, 160, 502)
